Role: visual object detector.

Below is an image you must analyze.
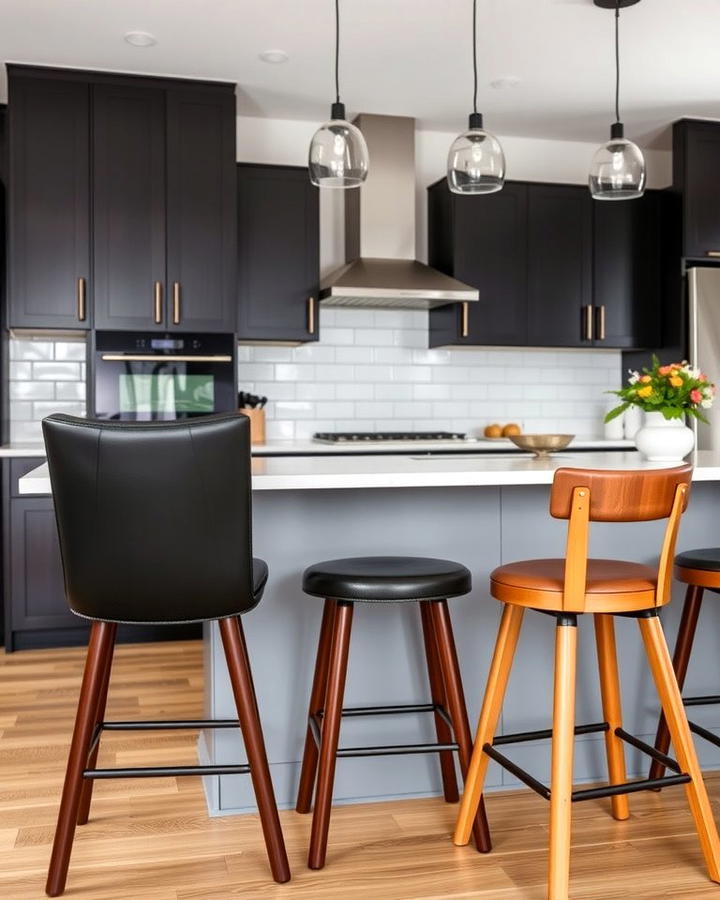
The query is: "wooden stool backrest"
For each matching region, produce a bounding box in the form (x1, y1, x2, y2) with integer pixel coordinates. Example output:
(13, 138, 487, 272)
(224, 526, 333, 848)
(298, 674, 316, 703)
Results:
(549, 465, 693, 612)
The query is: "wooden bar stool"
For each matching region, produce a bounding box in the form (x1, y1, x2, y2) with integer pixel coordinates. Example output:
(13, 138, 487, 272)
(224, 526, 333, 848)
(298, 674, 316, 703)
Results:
(650, 548, 720, 780)
(41, 413, 290, 896)
(295, 556, 492, 869)
(453, 465, 720, 899)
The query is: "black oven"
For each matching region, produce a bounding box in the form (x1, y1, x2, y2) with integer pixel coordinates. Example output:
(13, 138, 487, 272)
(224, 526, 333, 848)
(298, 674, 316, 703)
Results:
(93, 332, 237, 420)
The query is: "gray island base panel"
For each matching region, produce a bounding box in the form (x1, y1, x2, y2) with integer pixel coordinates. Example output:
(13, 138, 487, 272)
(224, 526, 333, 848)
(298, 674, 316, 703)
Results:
(203, 480, 720, 817)
(19, 452, 720, 816)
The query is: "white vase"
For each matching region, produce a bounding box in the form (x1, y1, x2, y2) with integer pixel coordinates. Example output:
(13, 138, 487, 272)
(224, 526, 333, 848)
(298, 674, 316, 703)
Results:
(623, 405, 643, 440)
(634, 411, 695, 462)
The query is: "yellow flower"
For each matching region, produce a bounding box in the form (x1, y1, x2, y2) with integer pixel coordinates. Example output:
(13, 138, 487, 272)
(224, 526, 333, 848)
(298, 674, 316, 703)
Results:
(669, 375, 683, 388)
(637, 385, 653, 398)
(640, 375, 652, 383)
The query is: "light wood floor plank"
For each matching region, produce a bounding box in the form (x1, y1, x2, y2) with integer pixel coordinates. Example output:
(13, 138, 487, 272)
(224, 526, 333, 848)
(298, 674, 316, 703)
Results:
(3, 639, 720, 898)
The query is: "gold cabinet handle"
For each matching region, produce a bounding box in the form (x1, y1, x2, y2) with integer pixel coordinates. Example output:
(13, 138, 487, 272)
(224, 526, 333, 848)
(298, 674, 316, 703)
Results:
(583, 305, 594, 341)
(707, 251, 720, 258)
(172, 282, 181, 325)
(460, 301, 469, 338)
(154, 282, 163, 325)
(307, 296, 316, 334)
(76, 277, 87, 322)
(596, 304, 606, 341)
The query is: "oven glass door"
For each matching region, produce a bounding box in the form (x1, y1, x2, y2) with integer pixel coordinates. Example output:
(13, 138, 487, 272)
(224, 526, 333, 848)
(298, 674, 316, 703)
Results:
(94, 333, 236, 420)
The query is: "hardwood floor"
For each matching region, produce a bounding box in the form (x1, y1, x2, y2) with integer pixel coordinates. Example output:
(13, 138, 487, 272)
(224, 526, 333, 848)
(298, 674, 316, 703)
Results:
(2, 639, 720, 898)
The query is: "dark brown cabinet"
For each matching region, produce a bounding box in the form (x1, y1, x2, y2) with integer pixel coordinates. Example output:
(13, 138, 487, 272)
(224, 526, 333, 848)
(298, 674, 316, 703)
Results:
(92, 84, 166, 330)
(674, 119, 720, 261)
(7, 71, 91, 329)
(429, 177, 661, 351)
(237, 164, 319, 342)
(94, 81, 236, 332)
(7, 67, 236, 334)
(428, 182, 527, 347)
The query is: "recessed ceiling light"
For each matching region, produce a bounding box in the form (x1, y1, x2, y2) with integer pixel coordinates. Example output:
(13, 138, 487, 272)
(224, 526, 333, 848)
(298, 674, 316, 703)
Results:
(124, 31, 157, 48)
(259, 49, 289, 64)
(490, 76, 522, 90)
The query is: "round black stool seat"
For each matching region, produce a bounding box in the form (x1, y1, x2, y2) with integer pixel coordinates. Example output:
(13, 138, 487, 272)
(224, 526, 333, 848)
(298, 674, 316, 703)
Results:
(302, 556, 471, 603)
(676, 548, 720, 571)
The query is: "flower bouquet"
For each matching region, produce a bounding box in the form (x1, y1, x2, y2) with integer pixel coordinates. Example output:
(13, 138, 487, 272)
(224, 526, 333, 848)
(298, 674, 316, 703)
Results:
(605, 356, 715, 425)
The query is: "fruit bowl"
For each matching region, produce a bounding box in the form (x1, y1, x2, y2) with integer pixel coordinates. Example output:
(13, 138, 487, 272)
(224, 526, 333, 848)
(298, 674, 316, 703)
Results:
(508, 433, 575, 458)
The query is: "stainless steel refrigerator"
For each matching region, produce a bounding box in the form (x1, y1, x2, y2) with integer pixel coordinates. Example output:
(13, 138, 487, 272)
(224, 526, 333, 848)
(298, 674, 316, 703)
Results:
(689, 267, 720, 449)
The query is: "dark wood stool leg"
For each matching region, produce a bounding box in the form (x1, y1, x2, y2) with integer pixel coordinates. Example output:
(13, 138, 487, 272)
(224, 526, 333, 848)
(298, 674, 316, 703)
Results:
(649, 584, 704, 781)
(76, 622, 117, 826)
(308, 600, 354, 870)
(46, 622, 116, 897)
(419, 601, 459, 804)
(429, 600, 492, 853)
(219, 616, 291, 884)
(296, 599, 336, 814)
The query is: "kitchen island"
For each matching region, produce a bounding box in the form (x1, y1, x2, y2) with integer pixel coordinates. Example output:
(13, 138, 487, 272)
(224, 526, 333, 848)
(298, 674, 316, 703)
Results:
(19, 451, 720, 816)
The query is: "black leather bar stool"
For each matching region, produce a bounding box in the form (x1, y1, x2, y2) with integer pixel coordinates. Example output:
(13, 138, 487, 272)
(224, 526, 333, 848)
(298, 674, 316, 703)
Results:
(651, 548, 720, 779)
(42, 413, 290, 897)
(295, 556, 491, 869)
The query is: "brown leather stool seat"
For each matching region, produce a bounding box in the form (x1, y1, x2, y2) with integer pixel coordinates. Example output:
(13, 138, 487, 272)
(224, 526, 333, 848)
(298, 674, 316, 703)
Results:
(491, 558, 658, 612)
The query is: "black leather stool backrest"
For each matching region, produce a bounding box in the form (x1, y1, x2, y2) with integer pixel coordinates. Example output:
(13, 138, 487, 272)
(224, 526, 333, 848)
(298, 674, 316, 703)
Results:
(42, 413, 256, 624)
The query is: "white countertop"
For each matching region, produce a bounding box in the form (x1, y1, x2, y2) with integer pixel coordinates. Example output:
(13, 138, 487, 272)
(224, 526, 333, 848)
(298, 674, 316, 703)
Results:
(0, 443, 50, 458)
(18, 450, 720, 495)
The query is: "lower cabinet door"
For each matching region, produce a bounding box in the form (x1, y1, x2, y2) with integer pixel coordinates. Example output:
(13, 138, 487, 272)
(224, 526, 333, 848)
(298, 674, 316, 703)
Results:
(9, 498, 76, 631)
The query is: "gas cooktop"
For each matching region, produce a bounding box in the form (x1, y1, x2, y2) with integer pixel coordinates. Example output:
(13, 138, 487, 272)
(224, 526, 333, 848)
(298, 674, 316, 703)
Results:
(312, 431, 468, 444)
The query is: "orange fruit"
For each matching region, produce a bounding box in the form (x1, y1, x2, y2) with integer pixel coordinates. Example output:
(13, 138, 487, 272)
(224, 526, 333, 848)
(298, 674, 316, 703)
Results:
(502, 423, 522, 437)
(484, 424, 502, 438)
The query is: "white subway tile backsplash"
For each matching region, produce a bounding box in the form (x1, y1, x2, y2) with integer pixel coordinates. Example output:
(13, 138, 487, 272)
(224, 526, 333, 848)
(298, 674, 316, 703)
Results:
(335, 346, 372, 364)
(10, 380, 55, 400)
(54, 341, 87, 361)
(32, 361, 82, 381)
(55, 381, 86, 400)
(33, 400, 86, 419)
(10, 340, 54, 361)
(12, 421, 43, 442)
(336, 383, 375, 400)
(296, 383, 336, 401)
(274, 364, 315, 382)
(9, 361, 32, 381)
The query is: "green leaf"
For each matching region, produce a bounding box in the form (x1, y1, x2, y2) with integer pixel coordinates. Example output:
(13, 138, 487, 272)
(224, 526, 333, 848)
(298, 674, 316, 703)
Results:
(604, 402, 630, 423)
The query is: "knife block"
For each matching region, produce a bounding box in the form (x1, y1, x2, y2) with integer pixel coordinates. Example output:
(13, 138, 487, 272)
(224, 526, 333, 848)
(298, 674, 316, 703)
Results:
(239, 408, 266, 445)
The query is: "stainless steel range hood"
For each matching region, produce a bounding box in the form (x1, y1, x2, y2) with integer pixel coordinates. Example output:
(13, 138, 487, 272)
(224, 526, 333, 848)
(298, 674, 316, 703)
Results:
(319, 114, 479, 310)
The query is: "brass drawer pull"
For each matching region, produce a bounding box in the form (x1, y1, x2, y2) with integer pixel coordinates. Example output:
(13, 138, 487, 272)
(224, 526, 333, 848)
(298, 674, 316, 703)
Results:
(77, 277, 87, 322)
(172, 282, 181, 325)
(707, 251, 720, 258)
(596, 304, 606, 341)
(307, 296, 316, 334)
(154, 282, 163, 324)
(583, 304, 593, 341)
(461, 301, 469, 338)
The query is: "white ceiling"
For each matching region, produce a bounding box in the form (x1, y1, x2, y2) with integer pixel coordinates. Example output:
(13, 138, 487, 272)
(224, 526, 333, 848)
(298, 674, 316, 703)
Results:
(1, 0, 719, 148)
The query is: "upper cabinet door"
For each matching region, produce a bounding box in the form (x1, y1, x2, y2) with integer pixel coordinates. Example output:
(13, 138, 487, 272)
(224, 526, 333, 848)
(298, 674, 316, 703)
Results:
(92, 84, 167, 330)
(592, 190, 661, 350)
(8, 76, 90, 329)
(165, 88, 237, 332)
(675, 121, 720, 260)
(527, 184, 592, 347)
(237, 165, 319, 342)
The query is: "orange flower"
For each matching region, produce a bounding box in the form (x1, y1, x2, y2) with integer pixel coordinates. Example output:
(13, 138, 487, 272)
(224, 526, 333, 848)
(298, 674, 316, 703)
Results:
(669, 375, 683, 388)
(637, 385, 653, 398)
(658, 365, 673, 376)
(639, 375, 652, 383)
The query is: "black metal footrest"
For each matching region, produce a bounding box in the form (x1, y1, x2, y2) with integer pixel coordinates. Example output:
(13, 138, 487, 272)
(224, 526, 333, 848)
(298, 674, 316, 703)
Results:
(84, 718, 246, 781)
(678, 695, 720, 750)
(483, 721, 690, 803)
(689, 720, 720, 750)
(309, 702, 458, 758)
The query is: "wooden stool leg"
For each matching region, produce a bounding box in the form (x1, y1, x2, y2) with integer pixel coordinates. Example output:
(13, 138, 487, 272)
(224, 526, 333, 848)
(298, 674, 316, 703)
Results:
(296, 600, 336, 814)
(46, 622, 116, 897)
(454, 603, 524, 847)
(649, 585, 704, 781)
(419, 601, 459, 804)
(219, 616, 291, 884)
(429, 600, 492, 853)
(639, 613, 720, 883)
(548, 617, 578, 900)
(308, 600, 354, 870)
(594, 614, 629, 821)
(76, 622, 117, 826)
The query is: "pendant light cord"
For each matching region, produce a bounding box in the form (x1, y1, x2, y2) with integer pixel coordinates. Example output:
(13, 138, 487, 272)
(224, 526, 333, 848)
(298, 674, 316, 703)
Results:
(335, 0, 341, 104)
(472, 0, 478, 115)
(614, 0, 621, 124)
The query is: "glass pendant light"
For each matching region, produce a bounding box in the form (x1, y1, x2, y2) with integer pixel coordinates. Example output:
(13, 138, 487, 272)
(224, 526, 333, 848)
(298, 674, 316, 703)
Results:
(447, 0, 505, 195)
(308, 0, 368, 188)
(589, 0, 646, 200)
